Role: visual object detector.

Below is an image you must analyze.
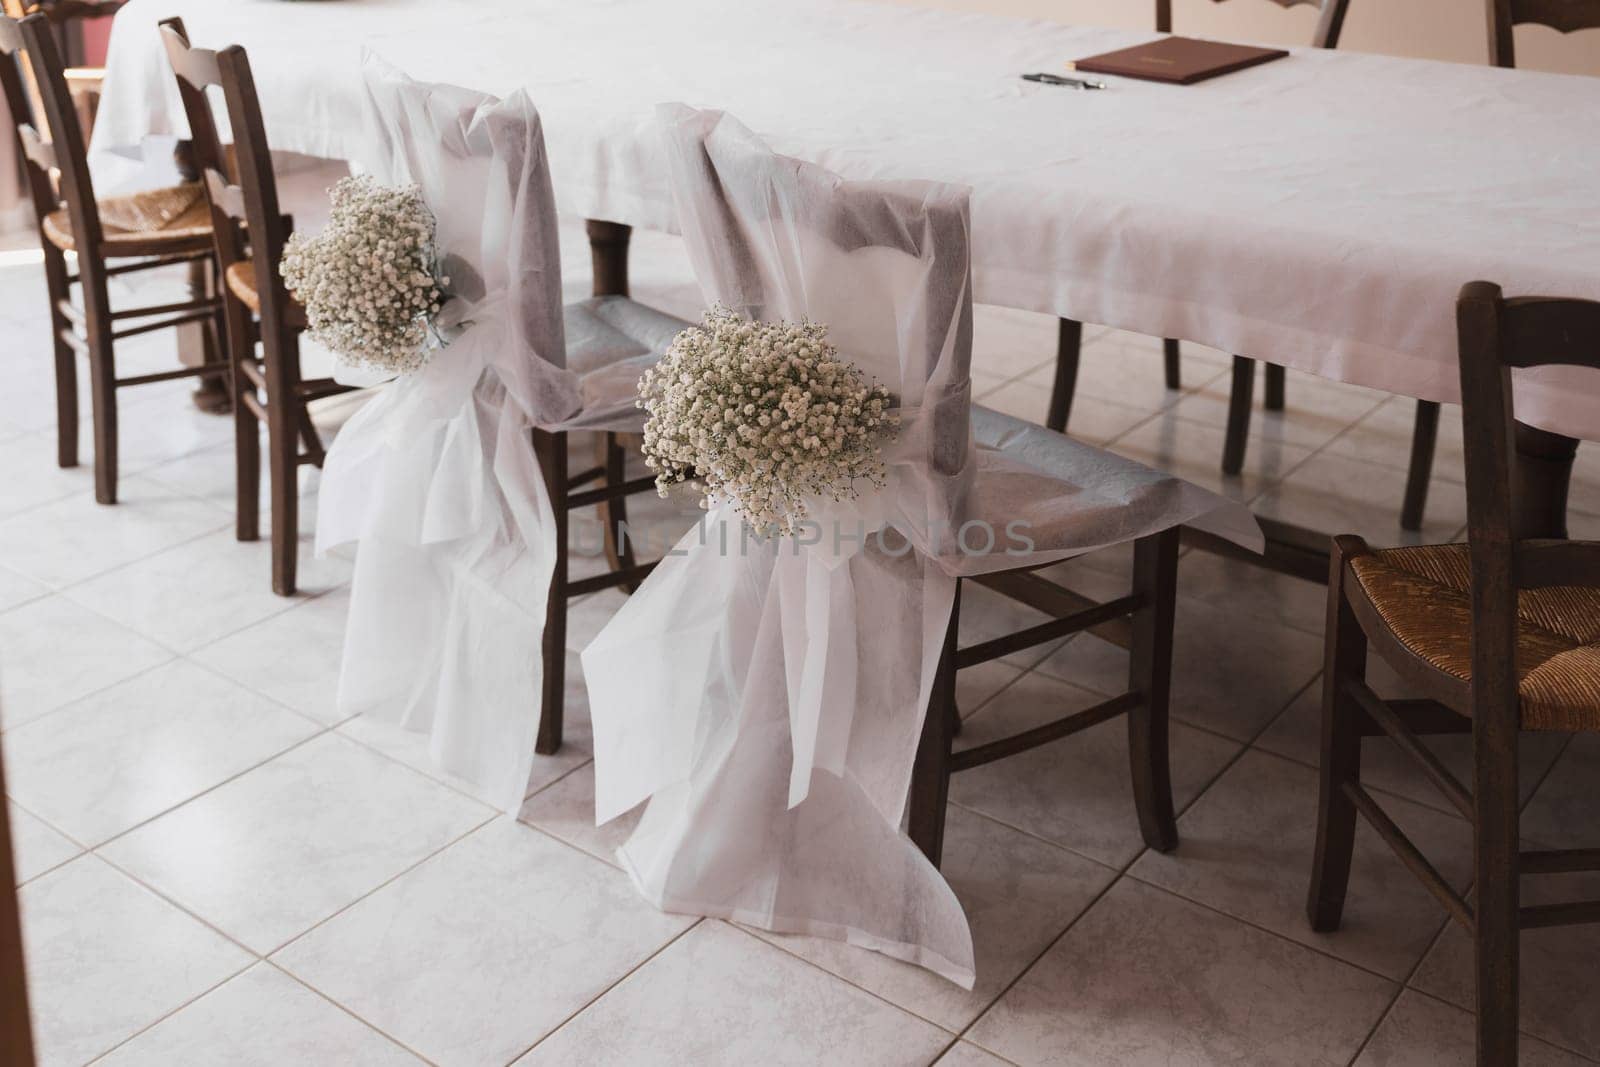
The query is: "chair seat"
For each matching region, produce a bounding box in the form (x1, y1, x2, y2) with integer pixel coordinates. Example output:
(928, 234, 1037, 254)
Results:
(42, 182, 213, 257)
(563, 295, 688, 373)
(1349, 543, 1600, 731)
(224, 261, 308, 329)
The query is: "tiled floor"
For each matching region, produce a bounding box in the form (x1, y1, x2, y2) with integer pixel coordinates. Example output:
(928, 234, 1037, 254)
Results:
(3, 217, 1600, 1067)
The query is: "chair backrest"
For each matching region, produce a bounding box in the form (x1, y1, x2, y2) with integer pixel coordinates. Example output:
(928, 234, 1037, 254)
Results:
(659, 104, 975, 508)
(163, 27, 293, 341)
(1157, 0, 1350, 48)
(158, 18, 251, 279)
(0, 16, 54, 232)
(1456, 281, 1600, 700)
(1488, 0, 1600, 66)
(3, 13, 100, 250)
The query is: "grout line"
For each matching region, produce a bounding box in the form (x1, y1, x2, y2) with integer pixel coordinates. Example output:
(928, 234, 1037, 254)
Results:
(264, 960, 445, 1067)
(498, 917, 705, 1065)
(264, 809, 501, 961)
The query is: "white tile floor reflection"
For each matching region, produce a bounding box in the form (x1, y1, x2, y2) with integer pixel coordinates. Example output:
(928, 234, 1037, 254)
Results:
(3, 219, 1600, 1066)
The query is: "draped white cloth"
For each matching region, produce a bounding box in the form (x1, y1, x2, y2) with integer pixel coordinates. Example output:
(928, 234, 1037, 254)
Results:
(316, 57, 654, 811)
(582, 108, 1259, 988)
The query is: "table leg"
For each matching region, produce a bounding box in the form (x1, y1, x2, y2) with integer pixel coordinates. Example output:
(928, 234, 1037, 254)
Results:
(1512, 422, 1578, 541)
(586, 219, 631, 298)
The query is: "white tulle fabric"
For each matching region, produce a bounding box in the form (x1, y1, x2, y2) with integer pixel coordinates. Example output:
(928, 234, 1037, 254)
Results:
(582, 107, 1259, 988)
(316, 57, 643, 810)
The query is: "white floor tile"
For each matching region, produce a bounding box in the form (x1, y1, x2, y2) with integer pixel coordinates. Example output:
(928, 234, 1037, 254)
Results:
(515, 921, 950, 1067)
(0, 562, 46, 613)
(950, 672, 1241, 867)
(276, 818, 693, 1067)
(0, 476, 228, 588)
(3, 660, 320, 846)
(96, 963, 423, 1067)
(752, 806, 1117, 1031)
(67, 527, 348, 652)
(1411, 872, 1600, 1061)
(101, 732, 490, 953)
(1130, 749, 1471, 980)
(18, 856, 252, 1067)
(0, 594, 172, 730)
(936, 1042, 1014, 1067)
(967, 878, 1395, 1067)
(192, 587, 352, 725)
(1354, 990, 1590, 1067)
(6, 805, 80, 885)
(0, 433, 98, 518)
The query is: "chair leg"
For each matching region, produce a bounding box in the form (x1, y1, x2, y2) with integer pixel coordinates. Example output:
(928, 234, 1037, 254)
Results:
(83, 281, 118, 505)
(1400, 400, 1440, 532)
(534, 430, 569, 755)
(908, 582, 961, 867)
(1162, 338, 1182, 390)
(1307, 535, 1370, 932)
(1221, 355, 1255, 476)
(1046, 318, 1082, 434)
(220, 293, 260, 542)
(43, 250, 78, 469)
(1128, 527, 1180, 852)
(597, 432, 640, 591)
(265, 328, 300, 597)
(1263, 362, 1286, 411)
(1473, 675, 1521, 1064)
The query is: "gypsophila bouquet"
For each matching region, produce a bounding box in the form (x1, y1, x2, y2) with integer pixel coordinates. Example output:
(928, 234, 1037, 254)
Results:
(280, 175, 448, 374)
(638, 306, 899, 538)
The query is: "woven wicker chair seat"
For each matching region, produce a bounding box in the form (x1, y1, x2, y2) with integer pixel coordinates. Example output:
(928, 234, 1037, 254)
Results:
(224, 260, 307, 329)
(1350, 543, 1600, 731)
(42, 182, 212, 257)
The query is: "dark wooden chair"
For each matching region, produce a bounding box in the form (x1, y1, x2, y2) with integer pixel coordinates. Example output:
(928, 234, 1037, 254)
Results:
(1049, 0, 1441, 535)
(1, 13, 226, 505)
(158, 19, 358, 596)
(1489, 0, 1600, 67)
(1307, 281, 1600, 1065)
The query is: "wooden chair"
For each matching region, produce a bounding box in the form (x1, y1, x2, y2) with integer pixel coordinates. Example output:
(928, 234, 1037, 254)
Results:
(1048, 0, 1450, 533)
(1, 13, 226, 505)
(158, 19, 358, 596)
(1489, 0, 1600, 67)
(1307, 281, 1600, 1065)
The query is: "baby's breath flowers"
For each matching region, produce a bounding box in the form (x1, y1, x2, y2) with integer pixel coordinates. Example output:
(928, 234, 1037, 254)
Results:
(639, 306, 899, 538)
(280, 175, 447, 374)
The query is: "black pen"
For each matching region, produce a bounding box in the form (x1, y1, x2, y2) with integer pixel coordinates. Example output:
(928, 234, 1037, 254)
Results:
(1021, 71, 1107, 91)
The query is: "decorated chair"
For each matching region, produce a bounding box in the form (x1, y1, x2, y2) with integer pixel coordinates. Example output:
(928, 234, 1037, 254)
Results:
(158, 18, 359, 596)
(1307, 281, 1600, 1065)
(307, 55, 687, 807)
(1, 12, 225, 505)
(582, 106, 1258, 986)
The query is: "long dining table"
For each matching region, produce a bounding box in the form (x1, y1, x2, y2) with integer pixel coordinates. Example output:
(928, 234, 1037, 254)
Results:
(93, 0, 1600, 575)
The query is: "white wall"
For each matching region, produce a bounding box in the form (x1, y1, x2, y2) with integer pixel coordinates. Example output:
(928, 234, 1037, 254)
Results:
(874, 0, 1600, 74)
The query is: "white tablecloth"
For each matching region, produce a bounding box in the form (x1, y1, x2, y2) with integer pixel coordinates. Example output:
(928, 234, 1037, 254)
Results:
(95, 0, 1600, 439)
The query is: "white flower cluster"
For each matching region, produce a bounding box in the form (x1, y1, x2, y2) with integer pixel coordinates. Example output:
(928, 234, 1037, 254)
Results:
(639, 306, 898, 538)
(280, 175, 447, 374)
